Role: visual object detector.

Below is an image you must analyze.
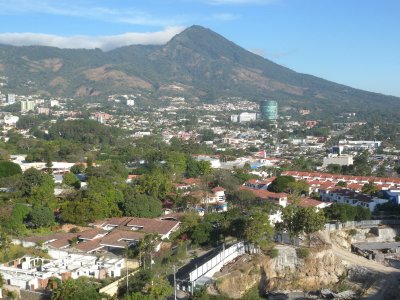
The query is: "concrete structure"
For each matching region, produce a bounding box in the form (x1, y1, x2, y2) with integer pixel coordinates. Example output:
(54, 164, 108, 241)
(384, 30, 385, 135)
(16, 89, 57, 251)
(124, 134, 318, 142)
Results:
(126, 99, 135, 106)
(260, 100, 278, 121)
(21, 100, 36, 112)
(7, 93, 15, 104)
(338, 140, 382, 151)
(194, 155, 221, 168)
(320, 188, 388, 212)
(176, 242, 245, 293)
(322, 154, 354, 167)
(0, 255, 125, 291)
(230, 112, 257, 123)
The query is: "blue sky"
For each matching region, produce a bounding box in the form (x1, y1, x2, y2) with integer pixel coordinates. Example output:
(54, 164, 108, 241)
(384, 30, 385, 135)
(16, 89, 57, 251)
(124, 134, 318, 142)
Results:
(0, 0, 399, 96)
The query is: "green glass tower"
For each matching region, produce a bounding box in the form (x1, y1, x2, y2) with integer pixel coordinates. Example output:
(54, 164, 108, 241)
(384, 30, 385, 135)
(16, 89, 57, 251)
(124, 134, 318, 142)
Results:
(260, 100, 278, 121)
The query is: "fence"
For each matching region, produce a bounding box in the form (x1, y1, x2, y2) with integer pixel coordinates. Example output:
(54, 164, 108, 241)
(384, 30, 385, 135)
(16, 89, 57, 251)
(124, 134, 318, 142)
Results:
(324, 219, 400, 231)
(188, 242, 245, 283)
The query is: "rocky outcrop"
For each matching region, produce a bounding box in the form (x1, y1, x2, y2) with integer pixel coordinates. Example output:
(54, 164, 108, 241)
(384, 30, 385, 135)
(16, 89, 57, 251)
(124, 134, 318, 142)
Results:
(215, 245, 347, 299)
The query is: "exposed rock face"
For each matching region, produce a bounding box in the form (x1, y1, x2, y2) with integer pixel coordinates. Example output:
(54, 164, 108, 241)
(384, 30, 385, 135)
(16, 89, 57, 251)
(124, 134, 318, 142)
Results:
(215, 245, 346, 299)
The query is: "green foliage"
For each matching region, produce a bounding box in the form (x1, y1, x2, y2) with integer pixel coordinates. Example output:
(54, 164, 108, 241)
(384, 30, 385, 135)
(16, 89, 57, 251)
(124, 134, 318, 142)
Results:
(29, 206, 55, 228)
(336, 181, 347, 187)
(347, 229, 358, 237)
(361, 181, 379, 195)
(324, 203, 371, 222)
(186, 157, 212, 178)
(48, 119, 122, 145)
(70, 164, 86, 174)
(268, 176, 295, 193)
(165, 151, 187, 176)
(2, 203, 30, 234)
(122, 191, 162, 218)
(277, 205, 326, 245)
(147, 276, 173, 299)
(267, 248, 279, 259)
(137, 170, 172, 200)
(296, 247, 310, 259)
(0, 161, 22, 178)
(119, 269, 154, 297)
(287, 180, 309, 196)
(63, 172, 81, 189)
(51, 277, 105, 300)
(244, 209, 274, 247)
(326, 164, 342, 174)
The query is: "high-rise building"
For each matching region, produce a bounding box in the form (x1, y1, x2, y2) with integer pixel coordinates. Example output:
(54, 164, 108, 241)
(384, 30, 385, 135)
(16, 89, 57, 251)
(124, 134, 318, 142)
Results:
(7, 94, 15, 104)
(260, 100, 278, 121)
(21, 100, 36, 112)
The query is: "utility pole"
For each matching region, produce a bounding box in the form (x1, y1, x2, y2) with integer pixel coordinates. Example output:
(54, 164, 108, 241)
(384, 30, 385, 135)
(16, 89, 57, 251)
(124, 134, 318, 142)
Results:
(173, 265, 177, 300)
(126, 248, 129, 295)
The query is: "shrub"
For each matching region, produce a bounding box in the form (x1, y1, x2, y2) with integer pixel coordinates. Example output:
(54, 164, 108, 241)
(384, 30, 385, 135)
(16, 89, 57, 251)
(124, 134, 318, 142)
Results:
(296, 247, 310, 259)
(347, 229, 358, 237)
(267, 248, 279, 259)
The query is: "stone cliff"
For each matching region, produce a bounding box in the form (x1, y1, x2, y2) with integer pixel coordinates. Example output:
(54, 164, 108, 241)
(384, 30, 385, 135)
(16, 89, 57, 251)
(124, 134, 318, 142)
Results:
(214, 245, 347, 299)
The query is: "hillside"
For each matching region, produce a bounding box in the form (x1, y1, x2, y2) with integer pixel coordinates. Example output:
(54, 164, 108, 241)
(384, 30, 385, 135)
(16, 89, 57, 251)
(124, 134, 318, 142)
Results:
(0, 25, 398, 116)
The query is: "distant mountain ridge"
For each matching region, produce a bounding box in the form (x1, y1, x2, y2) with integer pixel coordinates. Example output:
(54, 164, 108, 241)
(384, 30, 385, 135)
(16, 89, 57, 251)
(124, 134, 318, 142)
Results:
(0, 25, 398, 116)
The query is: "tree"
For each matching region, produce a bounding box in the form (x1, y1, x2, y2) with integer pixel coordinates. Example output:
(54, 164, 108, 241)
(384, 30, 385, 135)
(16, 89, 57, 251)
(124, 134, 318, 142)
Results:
(326, 164, 342, 174)
(165, 151, 187, 177)
(122, 192, 162, 218)
(361, 181, 379, 195)
(137, 170, 172, 200)
(336, 181, 347, 187)
(86, 177, 123, 218)
(4, 203, 30, 234)
(63, 172, 81, 189)
(244, 210, 274, 248)
(70, 164, 85, 174)
(119, 269, 154, 297)
(148, 276, 173, 300)
(231, 189, 257, 209)
(299, 207, 326, 246)
(30, 206, 55, 228)
(17, 168, 57, 208)
(0, 161, 22, 178)
(191, 222, 213, 245)
(268, 176, 295, 193)
(51, 277, 105, 300)
(287, 180, 309, 196)
(353, 151, 372, 176)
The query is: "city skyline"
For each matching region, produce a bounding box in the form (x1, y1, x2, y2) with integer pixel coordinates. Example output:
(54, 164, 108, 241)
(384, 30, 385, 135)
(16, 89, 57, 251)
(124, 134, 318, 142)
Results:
(0, 0, 399, 97)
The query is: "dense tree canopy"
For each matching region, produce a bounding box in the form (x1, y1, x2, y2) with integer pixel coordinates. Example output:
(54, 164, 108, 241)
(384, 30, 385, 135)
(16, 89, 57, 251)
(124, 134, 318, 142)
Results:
(268, 176, 296, 193)
(0, 161, 22, 178)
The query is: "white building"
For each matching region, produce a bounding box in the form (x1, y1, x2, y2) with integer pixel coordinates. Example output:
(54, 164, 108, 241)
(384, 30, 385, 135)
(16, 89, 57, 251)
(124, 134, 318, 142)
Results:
(0, 255, 125, 291)
(322, 154, 353, 167)
(50, 100, 60, 107)
(7, 94, 16, 104)
(21, 100, 36, 112)
(194, 155, 221, 168)
(126, 99, 135, 106)
(230, 112, 257, 123)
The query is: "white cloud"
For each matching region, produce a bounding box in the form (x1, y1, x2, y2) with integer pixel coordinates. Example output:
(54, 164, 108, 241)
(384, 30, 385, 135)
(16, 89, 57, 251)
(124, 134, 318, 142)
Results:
(211, 13, 240, 21)
(0, 27, 186, 51)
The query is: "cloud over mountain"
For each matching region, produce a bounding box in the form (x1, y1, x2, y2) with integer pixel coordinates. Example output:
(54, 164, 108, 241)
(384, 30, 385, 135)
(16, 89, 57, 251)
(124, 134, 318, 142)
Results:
(0, 27, 185, 51)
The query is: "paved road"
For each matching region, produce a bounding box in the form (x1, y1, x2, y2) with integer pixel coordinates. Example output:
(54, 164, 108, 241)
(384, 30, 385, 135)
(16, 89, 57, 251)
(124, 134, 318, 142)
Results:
(320, 231, 400, 299)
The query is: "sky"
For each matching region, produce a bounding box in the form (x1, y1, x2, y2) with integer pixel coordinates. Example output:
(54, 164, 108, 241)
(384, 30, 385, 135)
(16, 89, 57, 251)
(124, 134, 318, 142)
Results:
(0, 0, 399, 97)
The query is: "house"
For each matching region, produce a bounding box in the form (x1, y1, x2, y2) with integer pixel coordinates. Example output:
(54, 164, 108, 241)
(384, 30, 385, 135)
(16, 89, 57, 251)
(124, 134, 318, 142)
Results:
(244, 178, 276, 190)
(320, 188, 388, 211)
(0, 254, 125, 291)
(239, 186, 288, 207)
(187, 187, 228, 215)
